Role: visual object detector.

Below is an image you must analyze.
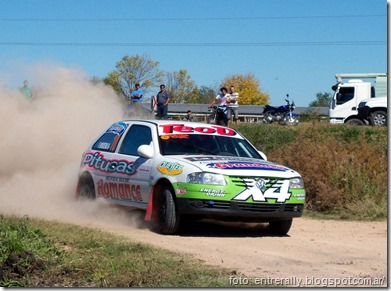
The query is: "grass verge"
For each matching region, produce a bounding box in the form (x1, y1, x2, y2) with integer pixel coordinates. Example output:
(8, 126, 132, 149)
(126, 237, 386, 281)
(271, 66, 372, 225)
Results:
(0, 215, 240, 287)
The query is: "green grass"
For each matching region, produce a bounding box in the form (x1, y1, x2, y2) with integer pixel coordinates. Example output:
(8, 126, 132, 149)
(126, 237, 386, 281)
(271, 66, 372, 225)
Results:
(0, 215, 241, 287)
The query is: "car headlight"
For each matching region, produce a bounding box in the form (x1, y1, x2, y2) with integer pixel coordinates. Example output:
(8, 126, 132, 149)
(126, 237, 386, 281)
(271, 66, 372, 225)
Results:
(187, 172, 227, 186)
(289, 177, 304, 189)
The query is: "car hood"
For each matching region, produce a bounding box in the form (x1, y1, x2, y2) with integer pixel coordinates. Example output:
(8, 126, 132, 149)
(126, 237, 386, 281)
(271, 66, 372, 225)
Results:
(166, 155, 300, 178)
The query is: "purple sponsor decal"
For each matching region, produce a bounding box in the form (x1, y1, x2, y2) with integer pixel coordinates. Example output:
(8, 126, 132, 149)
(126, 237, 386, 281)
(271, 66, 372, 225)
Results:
(206, 161, 287, 171)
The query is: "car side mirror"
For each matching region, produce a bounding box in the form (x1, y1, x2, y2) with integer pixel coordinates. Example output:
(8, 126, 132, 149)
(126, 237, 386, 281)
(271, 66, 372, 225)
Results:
(258, 150, 267, 161)
(138, 144, 154, 159)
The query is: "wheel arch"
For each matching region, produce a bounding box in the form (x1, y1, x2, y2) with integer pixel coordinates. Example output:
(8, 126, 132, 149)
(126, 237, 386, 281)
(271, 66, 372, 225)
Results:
(369, 107, 387, 114)
(145, 178, 175, 222)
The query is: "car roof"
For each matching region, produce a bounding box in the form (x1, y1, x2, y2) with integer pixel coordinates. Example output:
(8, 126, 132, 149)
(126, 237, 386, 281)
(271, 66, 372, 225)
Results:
(120, 119, 228, 128)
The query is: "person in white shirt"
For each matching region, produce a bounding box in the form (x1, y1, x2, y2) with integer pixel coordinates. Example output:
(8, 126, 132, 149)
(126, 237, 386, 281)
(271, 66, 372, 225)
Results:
(228, 85, 239, 125)
(209, 87, 229, 125)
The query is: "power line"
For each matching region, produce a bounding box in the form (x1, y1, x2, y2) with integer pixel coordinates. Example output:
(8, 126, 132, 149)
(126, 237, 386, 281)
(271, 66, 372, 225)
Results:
(0, 41, 385, 47)
(0, 14, 385, 22)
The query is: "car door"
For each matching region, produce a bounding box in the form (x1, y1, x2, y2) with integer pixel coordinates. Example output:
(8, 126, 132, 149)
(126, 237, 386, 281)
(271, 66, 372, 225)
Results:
(88, 122, 128, 200)
(115, 124, 154, 205)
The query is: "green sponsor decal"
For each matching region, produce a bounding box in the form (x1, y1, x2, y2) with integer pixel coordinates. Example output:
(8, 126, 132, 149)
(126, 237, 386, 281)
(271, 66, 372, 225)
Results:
(173, 177, 305, 204)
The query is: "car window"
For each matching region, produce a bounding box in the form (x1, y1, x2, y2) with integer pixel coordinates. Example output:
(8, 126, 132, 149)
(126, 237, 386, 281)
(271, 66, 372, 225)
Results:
(91, 122, 128, 152)
(119, 125, 152, 156)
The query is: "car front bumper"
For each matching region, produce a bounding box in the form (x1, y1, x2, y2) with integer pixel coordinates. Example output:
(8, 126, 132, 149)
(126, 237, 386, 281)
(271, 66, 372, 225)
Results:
(176, 198, 304, 222)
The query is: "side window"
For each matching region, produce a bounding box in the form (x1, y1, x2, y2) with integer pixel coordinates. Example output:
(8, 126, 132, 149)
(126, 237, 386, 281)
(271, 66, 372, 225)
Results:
(91, 122, 128, 152)
(336, 87, 355, 105)
(119, 125, 152, 156)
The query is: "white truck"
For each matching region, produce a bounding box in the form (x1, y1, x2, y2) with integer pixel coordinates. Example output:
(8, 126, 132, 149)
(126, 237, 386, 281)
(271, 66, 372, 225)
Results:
(329, 73, 387, 126)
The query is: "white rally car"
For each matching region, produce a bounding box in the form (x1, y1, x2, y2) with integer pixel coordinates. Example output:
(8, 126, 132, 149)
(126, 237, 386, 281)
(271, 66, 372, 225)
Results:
(76, 120, 305, 235)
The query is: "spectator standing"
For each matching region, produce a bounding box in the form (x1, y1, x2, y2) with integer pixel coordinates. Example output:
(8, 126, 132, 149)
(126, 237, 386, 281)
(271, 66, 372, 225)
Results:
(228, 85, 239, 125)
(130, 83, 144, 116)
(20, 80, 33, 100)
(156, 84, 171, 119)
(209, 87, 229, 125)
(183, 110, 193, 122)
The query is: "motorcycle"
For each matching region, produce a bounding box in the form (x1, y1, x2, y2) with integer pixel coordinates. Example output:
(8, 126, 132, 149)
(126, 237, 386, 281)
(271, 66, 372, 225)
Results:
(262, 94, 299, 125)
(208, 105, 228, 126)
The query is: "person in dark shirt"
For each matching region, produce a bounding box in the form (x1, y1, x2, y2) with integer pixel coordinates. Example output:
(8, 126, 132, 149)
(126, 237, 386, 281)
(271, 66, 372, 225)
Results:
(156, 84, 170, 119)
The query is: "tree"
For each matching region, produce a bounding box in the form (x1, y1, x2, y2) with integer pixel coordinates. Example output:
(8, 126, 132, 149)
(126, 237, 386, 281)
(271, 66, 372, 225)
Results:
(309, 92, 332, 107)
(103, 54, 164, 100)
(165, 70, 197, 103)
(187, 86, 216, 104)
(221, 73, 269, 105)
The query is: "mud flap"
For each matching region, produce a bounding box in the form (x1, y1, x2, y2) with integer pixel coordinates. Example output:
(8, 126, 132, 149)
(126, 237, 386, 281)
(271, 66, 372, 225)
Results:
(145, 190, 155, 221)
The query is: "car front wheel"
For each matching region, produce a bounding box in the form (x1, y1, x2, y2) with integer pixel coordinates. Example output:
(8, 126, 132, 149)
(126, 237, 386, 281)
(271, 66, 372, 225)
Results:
(268, 219, 292, 235)
(157, 187, 180, 235)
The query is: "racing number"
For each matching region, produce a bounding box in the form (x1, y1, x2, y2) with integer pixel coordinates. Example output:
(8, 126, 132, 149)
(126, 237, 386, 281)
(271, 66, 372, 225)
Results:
(262, 181, 291, 202)
(233, 180, 291, 203)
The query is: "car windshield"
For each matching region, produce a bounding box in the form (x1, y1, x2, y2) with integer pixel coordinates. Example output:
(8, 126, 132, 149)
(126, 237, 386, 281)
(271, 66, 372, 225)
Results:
(159, 134, 262, 159)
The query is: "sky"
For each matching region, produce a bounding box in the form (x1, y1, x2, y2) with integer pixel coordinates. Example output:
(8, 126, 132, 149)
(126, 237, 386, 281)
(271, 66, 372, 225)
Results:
(0, 0, 387, 106)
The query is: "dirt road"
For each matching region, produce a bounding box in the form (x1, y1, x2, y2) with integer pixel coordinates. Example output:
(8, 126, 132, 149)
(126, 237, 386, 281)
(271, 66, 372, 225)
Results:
(0, 71, 386, 287)
(77, 213, 387, 287)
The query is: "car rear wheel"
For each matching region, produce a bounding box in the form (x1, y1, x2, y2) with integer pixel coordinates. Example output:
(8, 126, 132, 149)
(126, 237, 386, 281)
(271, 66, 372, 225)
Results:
(78, 176, 95, 200)
(157, 187, 180, 235)
(268, 219, 292, 235)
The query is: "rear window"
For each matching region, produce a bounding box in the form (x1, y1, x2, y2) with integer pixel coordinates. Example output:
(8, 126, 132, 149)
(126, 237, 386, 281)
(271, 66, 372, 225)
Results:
(91, 122, 128, 152)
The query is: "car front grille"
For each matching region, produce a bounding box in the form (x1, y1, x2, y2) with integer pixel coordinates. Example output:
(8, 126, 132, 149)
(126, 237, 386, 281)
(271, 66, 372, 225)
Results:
(194, 199, 303, 214)
(229, 176, 281, 188)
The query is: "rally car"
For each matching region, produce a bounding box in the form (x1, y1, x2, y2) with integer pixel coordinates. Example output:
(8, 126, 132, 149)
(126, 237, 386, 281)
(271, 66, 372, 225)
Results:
(76, 120, 305, 235)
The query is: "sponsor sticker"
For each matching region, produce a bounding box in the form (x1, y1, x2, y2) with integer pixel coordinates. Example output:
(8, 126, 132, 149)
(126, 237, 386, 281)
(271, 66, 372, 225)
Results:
(157, 161, 184, 176)
(159, 124, 236, 136)
(207, 161, 287, 172)
(106, 122, 128, 135)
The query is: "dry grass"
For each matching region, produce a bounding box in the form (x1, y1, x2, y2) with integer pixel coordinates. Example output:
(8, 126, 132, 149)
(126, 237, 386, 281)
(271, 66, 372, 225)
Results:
(238, 122, 387, 220)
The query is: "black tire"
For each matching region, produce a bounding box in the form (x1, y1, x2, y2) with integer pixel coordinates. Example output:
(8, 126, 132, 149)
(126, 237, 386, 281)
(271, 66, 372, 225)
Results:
(370, 110, 387, 126)
(345, 118, 365, 125)
(157, 187, 180, 235)
(268, 219, 292, 235)
(78, 175, 96, 200)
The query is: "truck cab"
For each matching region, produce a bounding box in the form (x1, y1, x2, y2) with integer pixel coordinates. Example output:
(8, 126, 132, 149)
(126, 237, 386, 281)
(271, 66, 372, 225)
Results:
(329, 73, 387, 125)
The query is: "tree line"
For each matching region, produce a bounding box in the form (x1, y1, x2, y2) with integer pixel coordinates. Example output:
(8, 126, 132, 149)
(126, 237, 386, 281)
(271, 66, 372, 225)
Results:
(101, 54, 331, 106)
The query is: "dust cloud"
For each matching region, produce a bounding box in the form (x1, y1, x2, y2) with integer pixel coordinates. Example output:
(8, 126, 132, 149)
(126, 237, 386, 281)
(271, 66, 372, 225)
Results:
(0, 62, 142, 228)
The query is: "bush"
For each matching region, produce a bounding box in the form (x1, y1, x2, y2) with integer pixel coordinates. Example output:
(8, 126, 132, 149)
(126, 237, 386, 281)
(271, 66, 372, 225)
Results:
(237, 123, 387, 220)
